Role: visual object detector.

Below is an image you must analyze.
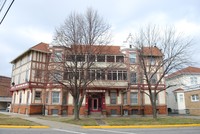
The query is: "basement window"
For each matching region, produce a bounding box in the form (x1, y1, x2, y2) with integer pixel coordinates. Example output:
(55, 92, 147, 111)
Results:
(111, 109, 117, 115)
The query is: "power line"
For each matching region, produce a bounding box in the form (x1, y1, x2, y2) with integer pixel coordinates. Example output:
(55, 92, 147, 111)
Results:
(0, 0, 14, 25)
(0, 0, 7, 14)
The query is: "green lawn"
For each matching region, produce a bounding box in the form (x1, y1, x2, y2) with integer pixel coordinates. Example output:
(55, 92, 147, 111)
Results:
(1, 113, 200, 126)
(0, 113, 41, 126)
(103, 117, 200, 126)
(40, 116, 200, 126)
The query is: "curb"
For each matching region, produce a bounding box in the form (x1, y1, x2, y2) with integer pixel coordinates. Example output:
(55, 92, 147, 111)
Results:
(82, 124, 200, 129)
(0, 125, 49, 128)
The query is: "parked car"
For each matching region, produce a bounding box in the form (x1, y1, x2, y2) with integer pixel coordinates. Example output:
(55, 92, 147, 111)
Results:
(6, 105, 10, 112)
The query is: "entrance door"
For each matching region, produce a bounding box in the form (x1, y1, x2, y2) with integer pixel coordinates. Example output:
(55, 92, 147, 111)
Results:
(92, 98, 98, 111)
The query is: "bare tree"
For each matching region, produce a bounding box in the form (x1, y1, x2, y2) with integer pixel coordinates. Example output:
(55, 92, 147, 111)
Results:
(49, 8, 112, 120)
(132, 25, 192, 118)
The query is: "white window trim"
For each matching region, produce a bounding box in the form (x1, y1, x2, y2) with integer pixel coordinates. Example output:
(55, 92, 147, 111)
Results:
(52, 91, 60, 104)
(191, 94, 199, 102)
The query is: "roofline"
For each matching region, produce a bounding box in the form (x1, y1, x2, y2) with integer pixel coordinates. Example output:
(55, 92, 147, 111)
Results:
(0, 75, 11, 79)
(10, 42, 51, 63)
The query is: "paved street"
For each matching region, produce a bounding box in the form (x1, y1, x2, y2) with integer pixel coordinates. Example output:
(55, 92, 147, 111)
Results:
(0, 127, 200, 134)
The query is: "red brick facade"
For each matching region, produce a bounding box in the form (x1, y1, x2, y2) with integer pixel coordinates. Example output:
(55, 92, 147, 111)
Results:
(0, 76, 11, 97)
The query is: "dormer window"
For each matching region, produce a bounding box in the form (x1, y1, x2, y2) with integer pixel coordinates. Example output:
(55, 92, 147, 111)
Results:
(129, 53, 136, 64)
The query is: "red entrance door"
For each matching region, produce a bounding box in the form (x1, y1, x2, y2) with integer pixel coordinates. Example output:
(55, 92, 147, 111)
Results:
(92, 98, 98, 111)
(87, 93, 104, 112)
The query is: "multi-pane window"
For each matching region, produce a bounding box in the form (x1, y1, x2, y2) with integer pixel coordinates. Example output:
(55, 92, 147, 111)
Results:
(87, 55, 95, 62)
(52, 92, 60, 104)
(26, 91, 30, 104)
(130, 72, 137, 84)
(76, 55, 85, 62)
(123, 93, 127, 104)
(118, 71, 123, 80)
(122, 71, 127, 80)
(150, 57, 156, 65)
(62, 92, 67, 105)
(150, 74, 157, 84)
(46, 91, 49, 104)
(130, 92, 138, 104)
(190, 77, 197, 85)
(96, 70, 105, 80)
(19, 92, 22, 104)
(88, 70, 95, 80)
(179, 94, 184, 102)
(113, 71, 117, 80)
(110, 91, 117, 104)
(66, 55, 75, 61)
(35, 91, 41, 100)
(97, 55, 105, 62)
(76, 70, 84, 80)
(107, 71, 112, 80)
(54, 51, 62, 62)
(191, 94, 199, 102)
(108, 71, 117, 80)
(64, 71, 73, 80)
(107, 56, 115, 62)
(108, 71, 127, 80)
(129, 53, 136, 64)
(116, 56, 124, 62)
(25, 70, 29, 82)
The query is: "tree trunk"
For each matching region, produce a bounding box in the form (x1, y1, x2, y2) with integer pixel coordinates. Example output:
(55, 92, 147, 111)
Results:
(73, 100, 80, 120)
(152, 103, 157, 119)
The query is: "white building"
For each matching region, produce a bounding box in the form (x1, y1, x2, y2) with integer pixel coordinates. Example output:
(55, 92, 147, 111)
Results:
(166, 66, 200, 114)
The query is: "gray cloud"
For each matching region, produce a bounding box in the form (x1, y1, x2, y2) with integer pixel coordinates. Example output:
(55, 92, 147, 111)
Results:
(0, 0, 200, 77)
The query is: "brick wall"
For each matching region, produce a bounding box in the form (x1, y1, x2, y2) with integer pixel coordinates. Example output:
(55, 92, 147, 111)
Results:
(0, 76, 11, 96)
(185, 90, 200, 115)
(11, 104, 43, 115)
(105, 105, 121, 115)
(68, 105, 86, 115)
(143, 105, 167, 115)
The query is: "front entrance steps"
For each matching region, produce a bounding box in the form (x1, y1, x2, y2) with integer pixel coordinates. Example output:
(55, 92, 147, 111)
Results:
(89, 112, 102, 118)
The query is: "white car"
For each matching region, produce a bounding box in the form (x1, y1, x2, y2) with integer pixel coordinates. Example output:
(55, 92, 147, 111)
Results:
(6, 105, 11, 112)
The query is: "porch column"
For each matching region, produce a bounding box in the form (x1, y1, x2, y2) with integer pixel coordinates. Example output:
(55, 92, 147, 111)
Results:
(85, 95, 89, 116)
(102, 93, 106, 116)
(102, 93, 106, 109)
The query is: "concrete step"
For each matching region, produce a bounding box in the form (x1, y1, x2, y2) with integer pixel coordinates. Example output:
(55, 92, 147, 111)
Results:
(89, 112, 101, 117)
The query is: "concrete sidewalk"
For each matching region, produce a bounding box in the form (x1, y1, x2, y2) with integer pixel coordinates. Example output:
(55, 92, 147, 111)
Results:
(0, 111, 86, 132)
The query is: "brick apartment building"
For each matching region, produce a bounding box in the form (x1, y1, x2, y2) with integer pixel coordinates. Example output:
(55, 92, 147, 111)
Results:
(0, 75, 11, 110)
(10, 42, 167, 116)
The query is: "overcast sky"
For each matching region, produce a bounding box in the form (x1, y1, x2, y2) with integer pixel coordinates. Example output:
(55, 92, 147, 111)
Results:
(0, 0, 200, 77)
